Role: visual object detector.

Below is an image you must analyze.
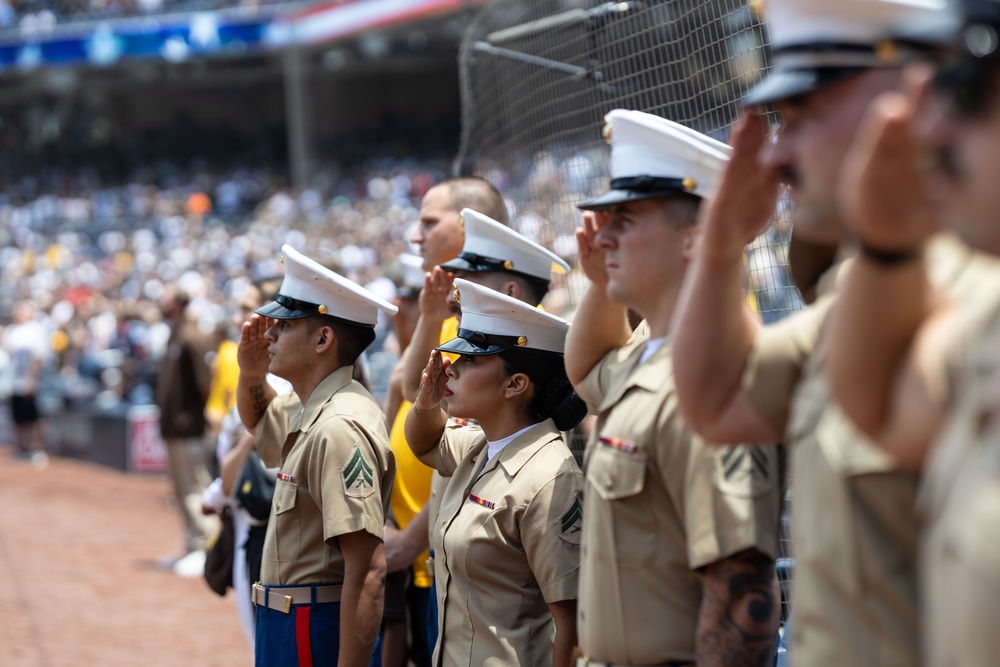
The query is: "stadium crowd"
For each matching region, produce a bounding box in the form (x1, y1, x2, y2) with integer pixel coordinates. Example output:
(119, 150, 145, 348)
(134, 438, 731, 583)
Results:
(0, 146, 644, 409)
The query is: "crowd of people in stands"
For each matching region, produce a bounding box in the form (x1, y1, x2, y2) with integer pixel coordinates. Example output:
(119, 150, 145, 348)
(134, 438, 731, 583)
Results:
(0, 151, 597, 410)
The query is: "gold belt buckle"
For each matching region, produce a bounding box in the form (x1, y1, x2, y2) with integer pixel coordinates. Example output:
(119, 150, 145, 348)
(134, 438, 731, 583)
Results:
(281, 594, 292, 613)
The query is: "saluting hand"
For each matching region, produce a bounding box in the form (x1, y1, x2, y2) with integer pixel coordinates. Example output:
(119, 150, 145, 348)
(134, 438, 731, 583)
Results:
(419, 266, 457, 321)
(576, 210, 611, 287)
(414, 350, 451, 412)
(237, 313, 273, 377)
(838, 68, 937, 252)
(698, 111, 781, 262)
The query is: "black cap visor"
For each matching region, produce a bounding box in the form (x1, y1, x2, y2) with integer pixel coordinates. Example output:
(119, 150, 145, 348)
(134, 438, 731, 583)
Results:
(439, 256, 492, 274)
(578, 175, 695, 211)
(435, 336, 504, 356)
(255, 294, 320, 320)
(436, 329, 565, 357)
(744, 66, 868, 106)
(577, 187, 686, 211)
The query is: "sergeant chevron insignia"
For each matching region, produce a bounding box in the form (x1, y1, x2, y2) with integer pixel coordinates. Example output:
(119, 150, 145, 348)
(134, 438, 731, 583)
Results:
(559, 494, 583, 544)
(715, 445, 771, 499)
(343, 445, 375, 498)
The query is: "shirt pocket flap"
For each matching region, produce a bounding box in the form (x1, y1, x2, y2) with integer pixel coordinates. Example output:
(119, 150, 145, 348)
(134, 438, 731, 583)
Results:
(589, 442, 647, 501)
(272, 479, 298, 515)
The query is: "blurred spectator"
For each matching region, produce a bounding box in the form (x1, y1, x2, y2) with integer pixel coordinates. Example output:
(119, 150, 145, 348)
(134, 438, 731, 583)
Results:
(2, 301, 51, 466)
(154, 283, 216, 576)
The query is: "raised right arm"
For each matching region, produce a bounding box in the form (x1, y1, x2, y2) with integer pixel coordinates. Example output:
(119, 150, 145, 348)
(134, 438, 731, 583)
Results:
(672, 112, 782, 444)
(564, 211, 632, 388)
(236, 314, 277, 430)
(401, 267, 455, 402)
(827, 87, 946, 469)
(404, 350, 450, 465)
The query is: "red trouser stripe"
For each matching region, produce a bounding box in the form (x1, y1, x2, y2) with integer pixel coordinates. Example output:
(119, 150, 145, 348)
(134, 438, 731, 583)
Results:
(295, 606, 313, 667)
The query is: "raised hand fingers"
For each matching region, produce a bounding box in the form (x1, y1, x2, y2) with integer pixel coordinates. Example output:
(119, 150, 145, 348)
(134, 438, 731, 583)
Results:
(241, 314, 268, 345)
(418, 350, 447, 407)
(429, 266, 455, 291)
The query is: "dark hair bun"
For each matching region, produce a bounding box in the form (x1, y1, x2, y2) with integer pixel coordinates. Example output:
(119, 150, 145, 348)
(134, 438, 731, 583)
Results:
(550, 390, 588, 431)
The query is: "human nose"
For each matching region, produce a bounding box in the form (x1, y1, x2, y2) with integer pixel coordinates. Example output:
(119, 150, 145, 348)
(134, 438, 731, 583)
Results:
(595, 217, 617, 249)
(410, 224, 425, 245)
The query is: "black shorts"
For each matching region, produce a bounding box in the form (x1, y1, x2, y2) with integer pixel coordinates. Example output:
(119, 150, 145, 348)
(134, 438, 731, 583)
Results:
(382, 568, 409, 621)
(10, 394, 40, 424)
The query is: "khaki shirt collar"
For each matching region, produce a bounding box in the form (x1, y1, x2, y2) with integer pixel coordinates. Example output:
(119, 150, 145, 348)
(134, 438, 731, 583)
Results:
(289, 365, 355, 434)
(815, 257, 851, 300)
(600, 337, 672, 412)
(483, 419, 562, 478)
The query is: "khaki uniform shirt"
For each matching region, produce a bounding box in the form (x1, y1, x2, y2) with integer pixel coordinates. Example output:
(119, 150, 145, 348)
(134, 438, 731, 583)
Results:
(741, 235, 979, 667)
(430, 419, 582, 667)
(577, 334, 781, 665)
(919, 266, 1000, 667)
(254, 365, 395, 585)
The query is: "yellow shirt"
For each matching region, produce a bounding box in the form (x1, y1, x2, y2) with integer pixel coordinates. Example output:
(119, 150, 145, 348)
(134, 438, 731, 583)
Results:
(389, 399, 434, 587)
(387, 315, 460, 588)
(440, 315, 459, 360)
(206, 339, 239, 423)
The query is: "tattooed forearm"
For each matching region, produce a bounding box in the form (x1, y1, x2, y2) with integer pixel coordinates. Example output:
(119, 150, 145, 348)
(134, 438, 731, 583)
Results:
(696, 548, 779, 667)
(249, 383, 270, 421)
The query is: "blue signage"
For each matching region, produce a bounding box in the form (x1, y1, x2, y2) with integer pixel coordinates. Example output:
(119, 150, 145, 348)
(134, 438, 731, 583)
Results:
(0, 12, 275, 70)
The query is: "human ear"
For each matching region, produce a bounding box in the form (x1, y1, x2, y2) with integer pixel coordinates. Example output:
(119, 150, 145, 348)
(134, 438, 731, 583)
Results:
(681, 226, 699, 261)
(316, 326, 335, 352)
(504, 372, 532, 400)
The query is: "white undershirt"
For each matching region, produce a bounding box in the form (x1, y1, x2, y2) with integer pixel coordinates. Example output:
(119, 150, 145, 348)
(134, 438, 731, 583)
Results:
(638, 336, 667, 365)
(485, 422, 540, 463)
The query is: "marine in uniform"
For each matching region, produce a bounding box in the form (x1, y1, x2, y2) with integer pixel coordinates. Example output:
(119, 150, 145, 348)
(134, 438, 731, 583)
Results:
(235, 244, 398, 667)
(669, 1, 956, 666)
(566, 110, 782, 667)
(820, 2, 1000, 664)
(405, 279, 586, 667)
(398, 201, 573, 655)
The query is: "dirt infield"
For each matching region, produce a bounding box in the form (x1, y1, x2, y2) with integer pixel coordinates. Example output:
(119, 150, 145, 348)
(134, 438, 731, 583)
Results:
(0, 446, 251, 667)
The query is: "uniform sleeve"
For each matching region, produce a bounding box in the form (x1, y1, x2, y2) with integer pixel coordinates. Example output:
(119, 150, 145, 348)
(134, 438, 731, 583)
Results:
(576, 328, 648, 413)
(253, 393, 297, 467)
(652, 399, 781, 570)
(432, 423, 485, 477)
(307, 416, 387, 542)
(741, 298, 832, 435)
(521, 463, 584, 603)
(683, 437, 782, 569)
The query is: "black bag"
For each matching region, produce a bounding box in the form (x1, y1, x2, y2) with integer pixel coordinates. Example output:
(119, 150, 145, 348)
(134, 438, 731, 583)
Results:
(235, 451, 276, 521)
(203, 507, 234, 596)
